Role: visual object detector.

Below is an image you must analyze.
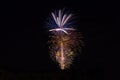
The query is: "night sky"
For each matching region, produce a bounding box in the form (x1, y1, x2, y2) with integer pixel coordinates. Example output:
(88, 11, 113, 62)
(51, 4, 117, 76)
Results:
(0, 0, 107, 79)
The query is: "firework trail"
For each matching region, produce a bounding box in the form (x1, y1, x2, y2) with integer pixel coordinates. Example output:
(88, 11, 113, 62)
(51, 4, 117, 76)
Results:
(48, 9, 83, 70)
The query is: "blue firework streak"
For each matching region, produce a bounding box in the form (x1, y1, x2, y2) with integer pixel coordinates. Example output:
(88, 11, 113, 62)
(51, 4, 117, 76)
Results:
(48, 9, 75, 34)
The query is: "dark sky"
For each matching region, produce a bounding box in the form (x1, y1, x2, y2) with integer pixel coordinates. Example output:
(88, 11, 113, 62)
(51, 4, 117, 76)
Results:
(0, 0, 110, 79)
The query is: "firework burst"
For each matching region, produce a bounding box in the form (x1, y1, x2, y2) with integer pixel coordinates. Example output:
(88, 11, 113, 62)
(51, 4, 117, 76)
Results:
(47, 9, 83, 70)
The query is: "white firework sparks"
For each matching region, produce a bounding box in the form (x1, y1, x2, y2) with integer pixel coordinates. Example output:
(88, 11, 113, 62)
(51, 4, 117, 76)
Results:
(49, 10, 75, 34)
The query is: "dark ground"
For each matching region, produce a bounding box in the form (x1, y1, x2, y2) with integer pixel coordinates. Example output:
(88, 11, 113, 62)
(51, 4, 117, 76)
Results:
(0, 0, 113, 80)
